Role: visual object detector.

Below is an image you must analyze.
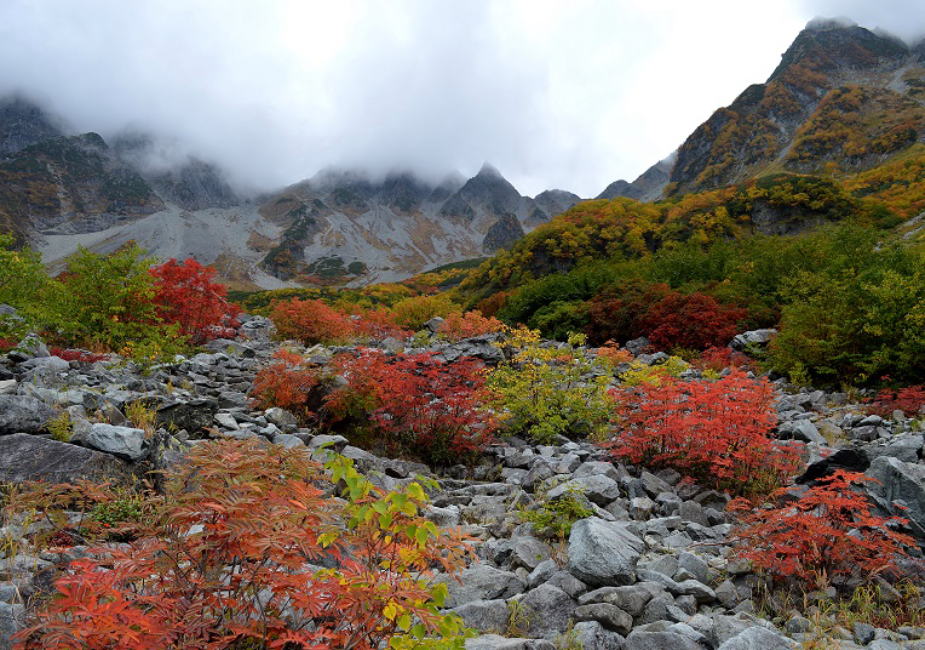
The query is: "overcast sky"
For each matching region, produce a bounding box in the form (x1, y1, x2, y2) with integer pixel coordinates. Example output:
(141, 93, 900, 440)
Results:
(1, 1, 923, 197)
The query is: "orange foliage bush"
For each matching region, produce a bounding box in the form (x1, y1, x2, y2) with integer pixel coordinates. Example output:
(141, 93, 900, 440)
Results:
(730, 470, 914, 588)
(250, 349, 319, 422)
(437, 310, 504, 342)
(595, 340, 634, 367)
(607, 371, 800, 495)
(326, 349, 495, 465)
(349, 308, 411, 341)
(270, 298, 354, 345)
(16, 440, 470, 649)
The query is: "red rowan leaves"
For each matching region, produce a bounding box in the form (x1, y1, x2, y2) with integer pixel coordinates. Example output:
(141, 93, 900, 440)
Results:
(250, 349, 320, 422)
(149, 258, 241, 343)
(16, 440, 470, 649)
(608, 371, 800, 496)
(866, 385, 925, 418)
(326, 349, 496, 465)
(730, 470, 915, 588)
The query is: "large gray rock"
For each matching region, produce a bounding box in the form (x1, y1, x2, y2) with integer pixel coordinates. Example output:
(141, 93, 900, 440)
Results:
(547, 474, 621, 506)
(717, 626, 797, 649)
(0, 433, 131, 484)
(571, 621, 626, 650)
(81, 423, 148, 461)
(730, 329, 776, 351)
(568, 518, 644, 586)
(866, 456, 925, 539)
(439, 564, 525, 608)
(0, 603, 25, 650)
(452, 599, 509, 634)
(519, 583, 578, 638)
(0, 396, 55, 434)
(464, 636, 554, 650)
(574, 602, 633, 635)
(624, 630, 703, 650)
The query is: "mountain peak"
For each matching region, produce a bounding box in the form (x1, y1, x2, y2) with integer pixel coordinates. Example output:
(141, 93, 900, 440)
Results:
(476, 162, 503, 179)
(0, 95, 65, 158)
(769, 19, 908, 82)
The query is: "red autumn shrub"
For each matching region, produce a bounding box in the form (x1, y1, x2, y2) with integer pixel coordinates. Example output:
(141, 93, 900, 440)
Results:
(438, 310, 504, 342)
(16, 439, 470, 649)
(0, 337, 18, 352)
(693, 346, 752, 373)
(640, 292, 748, 351)
(250, 349, 319, 422)
(149, 258, 241, 343)
(49, 347, 109, 364)
(350, 308, 411, 341)
(270, 298, 354, 345)
(866, 385, 925, 418)
(608, 371, 800, 496)
(730, 470, 914, 588)
(586, 281, 673, 346)
(325, 349, 495, 465)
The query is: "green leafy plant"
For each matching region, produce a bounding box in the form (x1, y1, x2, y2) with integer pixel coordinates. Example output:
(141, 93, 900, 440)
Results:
(488, 328, 614, 444)
(520, 487, 594, 540)
(47, 412, 73, 443)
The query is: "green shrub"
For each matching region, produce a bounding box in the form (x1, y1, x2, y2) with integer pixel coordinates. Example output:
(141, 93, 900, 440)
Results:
(769, 245, 925, 385)
(519, 487, 594, 540)
(488, 329, 614, 443)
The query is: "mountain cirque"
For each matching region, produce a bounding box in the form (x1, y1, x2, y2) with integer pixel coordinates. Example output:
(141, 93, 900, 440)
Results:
(0, 97, 580, 289)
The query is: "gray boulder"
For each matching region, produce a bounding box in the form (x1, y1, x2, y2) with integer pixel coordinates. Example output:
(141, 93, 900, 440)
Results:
(624, 630, 703, 650)
(0, 396, 55, 434)
(571, 621, 626, 650)
(519, 583, 578, 638)
(568, 518, 644, 586)
(439, 564, 525, 608)
(6, 334, 48, 363)
(730, 329, 776, 351)
(0, 603, 25, 650)
(452, 599, 509, 633)
(82, 423, 148, 461)
(547, 474, 621, 506)
(717, 626, 797, 649)
(0, 433, 131, 483)
(866, 456, 925, 539)
(574, 602, 632, 635)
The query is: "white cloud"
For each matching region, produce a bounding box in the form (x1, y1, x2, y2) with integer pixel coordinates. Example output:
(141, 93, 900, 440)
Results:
(0, 0, 918, 197)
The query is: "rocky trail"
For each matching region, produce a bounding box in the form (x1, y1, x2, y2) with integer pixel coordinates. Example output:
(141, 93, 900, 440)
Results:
(0, 314, 923, 649)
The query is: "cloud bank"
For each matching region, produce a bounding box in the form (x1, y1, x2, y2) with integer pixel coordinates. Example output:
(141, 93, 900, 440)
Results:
(0, 0, 921, 196)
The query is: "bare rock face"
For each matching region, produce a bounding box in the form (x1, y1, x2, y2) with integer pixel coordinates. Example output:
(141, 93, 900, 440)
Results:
(0, 433, 132, 484)
(0, 396, 55, 435)
(568, 518, 645, 587)
(667, 22, 923, 196)
(0, 96, 63, 158)
(483, 213, 525, 253)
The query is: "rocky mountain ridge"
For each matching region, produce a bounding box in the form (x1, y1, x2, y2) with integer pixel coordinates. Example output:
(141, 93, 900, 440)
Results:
(599, 20, 925, 202)
(0, 96, 580, 289)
